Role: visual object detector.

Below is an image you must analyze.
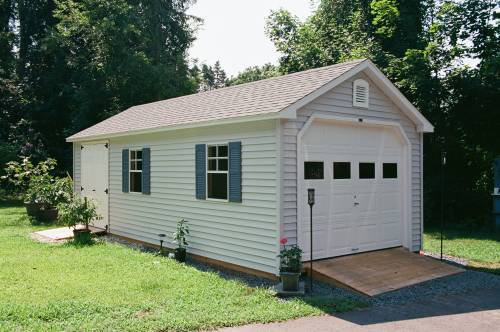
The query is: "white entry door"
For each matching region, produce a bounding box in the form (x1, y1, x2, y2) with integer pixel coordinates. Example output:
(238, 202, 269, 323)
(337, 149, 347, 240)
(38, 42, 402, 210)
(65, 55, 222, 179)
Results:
(80, 142, 109, 229)
(299, 121, 406, 260)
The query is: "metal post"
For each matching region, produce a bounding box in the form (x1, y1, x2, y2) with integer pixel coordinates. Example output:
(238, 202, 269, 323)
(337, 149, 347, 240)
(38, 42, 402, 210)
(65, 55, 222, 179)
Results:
(440, 151, 446, 261)
(310, 203, 313, 293)
(307, 188, 315, 294)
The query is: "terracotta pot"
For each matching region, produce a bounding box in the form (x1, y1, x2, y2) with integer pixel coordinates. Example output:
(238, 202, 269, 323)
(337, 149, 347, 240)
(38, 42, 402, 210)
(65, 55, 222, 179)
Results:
(174, 248, 187, 262)
(280, 272, 301, 292)
(73, 228, 92, 244)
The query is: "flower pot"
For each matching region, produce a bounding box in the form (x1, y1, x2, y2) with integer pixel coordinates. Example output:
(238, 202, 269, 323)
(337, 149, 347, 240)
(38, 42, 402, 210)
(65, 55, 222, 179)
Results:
(24, 202, 45, 217)
(174, 248, 186, 262)
(36, 206, 58, 222)
(280, 272, 301, 292)
(73, 228, 92, 244)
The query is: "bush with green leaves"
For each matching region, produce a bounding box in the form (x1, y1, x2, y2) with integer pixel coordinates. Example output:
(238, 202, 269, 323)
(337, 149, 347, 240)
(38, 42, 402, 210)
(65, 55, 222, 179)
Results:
(26, 175, 73, 206)
(58, 196, 100, 229)
(278, 237, 302, 273)
(172, 218, 189, 249)
(1, 157, 57, 196)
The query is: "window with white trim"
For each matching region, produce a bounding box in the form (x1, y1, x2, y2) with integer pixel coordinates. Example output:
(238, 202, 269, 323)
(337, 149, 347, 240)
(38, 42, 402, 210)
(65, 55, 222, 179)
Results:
(353, 78, 369, 108)
(130, 150, 142, 193)
(207, 144, 228, 200)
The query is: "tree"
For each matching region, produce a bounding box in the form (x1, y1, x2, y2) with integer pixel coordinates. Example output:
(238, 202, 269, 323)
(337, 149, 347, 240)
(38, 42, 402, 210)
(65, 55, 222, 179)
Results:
(228, 63, 280, 85)
(198, 60, 228, 91)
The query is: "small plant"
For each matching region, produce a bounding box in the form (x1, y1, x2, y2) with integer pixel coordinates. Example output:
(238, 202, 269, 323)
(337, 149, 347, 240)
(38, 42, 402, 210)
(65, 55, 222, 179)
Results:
(58, 196, 100, 244)
(279, 237, 303, 273)
(278, 237, 303, 292)
(172, 218, 189, 262)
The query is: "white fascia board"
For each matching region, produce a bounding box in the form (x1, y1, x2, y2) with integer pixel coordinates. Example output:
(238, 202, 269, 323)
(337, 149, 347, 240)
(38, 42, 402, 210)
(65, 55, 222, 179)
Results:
(280, 59, 434, 133)
(66, 112, 282, 142)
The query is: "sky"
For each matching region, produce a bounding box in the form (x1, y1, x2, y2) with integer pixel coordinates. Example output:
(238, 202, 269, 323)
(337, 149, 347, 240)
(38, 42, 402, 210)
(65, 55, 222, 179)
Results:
(186, 1, 317, 77)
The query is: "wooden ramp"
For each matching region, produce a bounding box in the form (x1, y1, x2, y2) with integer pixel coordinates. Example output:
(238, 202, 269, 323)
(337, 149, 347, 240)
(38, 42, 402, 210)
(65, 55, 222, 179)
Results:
(308, 247, 464, 296)
(33, 225, 106, 242)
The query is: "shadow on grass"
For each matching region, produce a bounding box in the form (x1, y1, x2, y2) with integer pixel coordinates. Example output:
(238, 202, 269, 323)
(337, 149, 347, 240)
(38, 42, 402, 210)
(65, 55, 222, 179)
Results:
(425, 225, 500, 242)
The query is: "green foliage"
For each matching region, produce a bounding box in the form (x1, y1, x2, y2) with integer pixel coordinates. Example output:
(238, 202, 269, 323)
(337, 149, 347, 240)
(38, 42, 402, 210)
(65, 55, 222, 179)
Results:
(25, 175, 72, 206)
(371, 0, 399, 38)
(0, 0, 198, 171)
(279, 243, 303, 273)
(1, 157, 57, 195)
(0, 203, 367, 330)
(197, 60, 228, 91)
(229, 63, 280, 85)
(57, 196, 100, 229)
(172, 218, 189, 249)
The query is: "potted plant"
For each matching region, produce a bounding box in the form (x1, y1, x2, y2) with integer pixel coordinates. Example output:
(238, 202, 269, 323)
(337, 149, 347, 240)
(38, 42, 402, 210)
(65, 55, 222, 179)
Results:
(58, 196, 100, 244)
(278, 237, 303, 292)
(172, 218, 189, 262)
(25, 174, 73, 221)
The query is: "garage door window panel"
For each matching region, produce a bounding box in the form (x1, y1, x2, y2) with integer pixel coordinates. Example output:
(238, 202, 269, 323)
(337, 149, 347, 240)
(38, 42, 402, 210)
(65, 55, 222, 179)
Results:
(305, 162, 324, 180)
(359, 162, 375, 179)
(383, 163, 398, 179)
(333, 162, 351, 179)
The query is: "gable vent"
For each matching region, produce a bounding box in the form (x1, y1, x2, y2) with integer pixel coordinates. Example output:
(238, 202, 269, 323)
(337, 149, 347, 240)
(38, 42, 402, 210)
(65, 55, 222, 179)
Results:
(353, 79, 369, 108)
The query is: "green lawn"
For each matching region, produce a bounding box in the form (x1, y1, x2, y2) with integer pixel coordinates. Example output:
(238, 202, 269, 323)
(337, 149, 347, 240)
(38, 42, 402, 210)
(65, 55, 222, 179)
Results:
(424, 227, 500, 274)
(0, 201, 364, 332)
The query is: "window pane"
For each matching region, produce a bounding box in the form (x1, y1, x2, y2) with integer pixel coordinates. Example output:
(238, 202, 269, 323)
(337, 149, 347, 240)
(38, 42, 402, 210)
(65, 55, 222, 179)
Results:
(136, 150, 142, 160)
(383, 163, 398, 178)
(208, 159, 217, 171)
(130, 161, 137, 171)
(130, 172, 142, 193)
(136, 161, 142, 171)
(218, 158, 228, 171)
(304, 162, 324, 180)
(130, 150, 136, 160)
(359, 162, 375, 179)
(208, 146, 217, 157)
(218, 145, 228, 157)
(333, 162, 351, 179)
(207, 173, 228, 199)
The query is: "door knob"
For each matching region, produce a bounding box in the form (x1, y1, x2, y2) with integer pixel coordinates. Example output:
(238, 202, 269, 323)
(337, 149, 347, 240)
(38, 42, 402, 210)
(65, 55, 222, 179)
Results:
(354, 202, 359, 206)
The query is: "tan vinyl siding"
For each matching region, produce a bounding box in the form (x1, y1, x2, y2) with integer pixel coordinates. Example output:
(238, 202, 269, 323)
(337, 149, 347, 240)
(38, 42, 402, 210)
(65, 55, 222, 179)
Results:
(108, 120, 279, 274)
(281, 72, 423, 252)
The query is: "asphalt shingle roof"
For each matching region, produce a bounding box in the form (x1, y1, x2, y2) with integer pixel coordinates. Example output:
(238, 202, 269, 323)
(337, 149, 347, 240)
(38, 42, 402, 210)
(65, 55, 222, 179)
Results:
(68, 59, 365, 141)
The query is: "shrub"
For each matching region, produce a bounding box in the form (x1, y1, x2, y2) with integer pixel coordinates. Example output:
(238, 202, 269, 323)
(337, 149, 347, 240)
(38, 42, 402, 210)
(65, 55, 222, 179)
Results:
(58, 196, 100, 230)
(1, 157, 57, 196)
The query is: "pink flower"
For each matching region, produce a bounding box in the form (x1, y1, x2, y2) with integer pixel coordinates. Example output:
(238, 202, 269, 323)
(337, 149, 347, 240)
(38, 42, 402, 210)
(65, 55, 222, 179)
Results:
(280, 237, 288, 245)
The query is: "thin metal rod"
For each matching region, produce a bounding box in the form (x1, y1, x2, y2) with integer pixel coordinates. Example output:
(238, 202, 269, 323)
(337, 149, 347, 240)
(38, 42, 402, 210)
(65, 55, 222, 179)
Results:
(310, 204, 313, 293)
(440, 152, 445, 261)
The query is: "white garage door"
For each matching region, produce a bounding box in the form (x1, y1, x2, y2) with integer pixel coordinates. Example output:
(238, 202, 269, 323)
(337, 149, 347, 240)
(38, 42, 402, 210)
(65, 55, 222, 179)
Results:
(81, 142, 109, 230)
(299, 121, 407, 260)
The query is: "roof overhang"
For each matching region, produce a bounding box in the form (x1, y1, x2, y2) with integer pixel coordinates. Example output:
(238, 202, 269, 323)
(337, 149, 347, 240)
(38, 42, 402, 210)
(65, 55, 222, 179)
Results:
(280, 59, 434, 133)
(66, 112, 287, 142)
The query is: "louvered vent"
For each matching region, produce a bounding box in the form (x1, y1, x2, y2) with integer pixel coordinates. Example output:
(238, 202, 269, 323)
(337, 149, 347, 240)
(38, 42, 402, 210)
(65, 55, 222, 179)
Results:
(353, 79, 369, 108)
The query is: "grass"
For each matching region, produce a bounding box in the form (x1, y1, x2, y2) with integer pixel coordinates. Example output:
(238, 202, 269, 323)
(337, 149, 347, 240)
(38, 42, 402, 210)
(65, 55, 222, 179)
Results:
(0, 201, 366, 332)
(424, 226, 500, 275)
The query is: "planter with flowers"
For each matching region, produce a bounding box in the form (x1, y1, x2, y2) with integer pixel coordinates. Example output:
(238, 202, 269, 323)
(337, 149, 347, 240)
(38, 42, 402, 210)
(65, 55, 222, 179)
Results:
(58, 196, 100, 244)
(278, 237, 303, 292)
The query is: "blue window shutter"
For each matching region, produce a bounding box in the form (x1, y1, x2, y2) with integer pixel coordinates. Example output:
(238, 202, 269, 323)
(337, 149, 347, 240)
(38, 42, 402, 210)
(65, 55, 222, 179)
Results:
(142, 148, 151, 194)
(122, 149, 129, 193)
(229, 141, 242, 202)
(195, 144, 206, 199)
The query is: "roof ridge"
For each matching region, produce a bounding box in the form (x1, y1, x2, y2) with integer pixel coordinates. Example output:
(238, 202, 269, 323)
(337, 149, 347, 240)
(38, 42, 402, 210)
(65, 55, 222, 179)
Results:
(129, 58, 367, 110)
